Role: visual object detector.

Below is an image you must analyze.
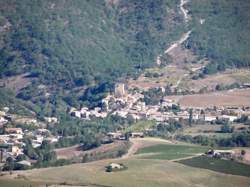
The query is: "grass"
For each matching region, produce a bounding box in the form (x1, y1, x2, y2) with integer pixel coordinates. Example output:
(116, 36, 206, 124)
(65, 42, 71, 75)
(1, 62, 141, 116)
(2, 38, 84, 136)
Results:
(2, 158, 250, 187)
(136, 144, 209, 160)
(177, 156, 250, 177)
(125, 120, 156, 132)
(0, 179, 41, 187)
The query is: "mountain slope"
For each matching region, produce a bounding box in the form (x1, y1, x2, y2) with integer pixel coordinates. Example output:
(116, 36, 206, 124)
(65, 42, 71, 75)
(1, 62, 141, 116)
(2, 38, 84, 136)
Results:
(0, 0, 185, 114)
(187, 0, 250, 73)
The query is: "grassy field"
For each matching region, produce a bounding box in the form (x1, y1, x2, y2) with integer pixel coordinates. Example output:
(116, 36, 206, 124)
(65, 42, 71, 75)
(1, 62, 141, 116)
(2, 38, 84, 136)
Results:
(0, 179, 41, 187)
(1, 158, 250, 187)
(178, 156, 250, 177)
(136, 144, 209, 160)
(125, 120, 156, 132)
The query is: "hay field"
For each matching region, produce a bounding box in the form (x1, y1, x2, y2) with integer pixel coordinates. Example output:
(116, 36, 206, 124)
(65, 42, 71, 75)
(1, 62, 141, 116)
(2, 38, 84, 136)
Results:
(166, 89, 250, 108)
(1, 158, 250, 187)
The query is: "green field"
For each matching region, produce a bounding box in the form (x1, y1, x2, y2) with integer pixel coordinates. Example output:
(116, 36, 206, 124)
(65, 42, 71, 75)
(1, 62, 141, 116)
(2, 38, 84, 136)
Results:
(125, 120, 156, 132)
(177, 156, 250, 177)
(136, 144, 209, 160)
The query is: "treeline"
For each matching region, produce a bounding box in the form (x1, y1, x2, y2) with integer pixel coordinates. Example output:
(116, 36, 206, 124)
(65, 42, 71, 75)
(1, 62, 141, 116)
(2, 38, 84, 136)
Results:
(176, 133, 250, 147)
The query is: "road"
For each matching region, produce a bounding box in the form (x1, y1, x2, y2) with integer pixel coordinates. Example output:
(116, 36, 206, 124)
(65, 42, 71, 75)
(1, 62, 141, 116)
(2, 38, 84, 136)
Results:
(180, 0, 190, 22)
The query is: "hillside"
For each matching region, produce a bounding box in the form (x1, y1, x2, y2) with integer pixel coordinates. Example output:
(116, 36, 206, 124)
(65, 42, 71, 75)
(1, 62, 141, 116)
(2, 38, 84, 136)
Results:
(0, 0, 250, 116)
(0, 0, 185, 115)
(187, 0, 250, 73)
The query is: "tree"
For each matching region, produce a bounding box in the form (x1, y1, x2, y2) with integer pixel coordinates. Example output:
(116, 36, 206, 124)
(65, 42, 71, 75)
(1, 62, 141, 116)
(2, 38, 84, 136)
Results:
(241, 149, 246, 156)
(5, 157, 14, 174)
(188, 109, 193, 126)
(221, 124, 233, 133)
(82, 154, 89, 163)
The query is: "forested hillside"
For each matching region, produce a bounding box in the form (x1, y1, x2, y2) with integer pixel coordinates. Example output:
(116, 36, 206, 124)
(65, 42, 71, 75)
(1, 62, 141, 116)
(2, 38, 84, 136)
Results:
(187, 0, 250, 74)
(0, 0, 184, 115)
(0, 0, 250, 116)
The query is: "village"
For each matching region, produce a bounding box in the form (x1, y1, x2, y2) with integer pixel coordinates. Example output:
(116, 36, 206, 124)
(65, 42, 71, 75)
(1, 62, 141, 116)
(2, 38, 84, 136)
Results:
(0, 108, 59, 168)
(70, 83, 250, 125)
(0, 83, 250, 170)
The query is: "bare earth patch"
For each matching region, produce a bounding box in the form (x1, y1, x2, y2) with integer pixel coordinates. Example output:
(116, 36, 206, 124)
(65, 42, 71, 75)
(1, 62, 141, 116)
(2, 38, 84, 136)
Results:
(0, 73, 32, 93)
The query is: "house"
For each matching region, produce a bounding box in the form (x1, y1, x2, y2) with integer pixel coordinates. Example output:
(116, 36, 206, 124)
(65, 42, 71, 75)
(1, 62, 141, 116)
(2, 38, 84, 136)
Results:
(242, 83, 250, 88)
(130, 132, 144, 138)
(11, 146, 23, 156)
(204, 116, 217, 122)
(109, 163, 123, 169)
(32, 140, 42, 148)
(17, 160, 32, 167)
(107, 132, 123, 140)
(44, 117, 58, 124)
(9, 133, 23, 140)
(0, 110, 6, 116)
(0, 117, 8, 125)
(206, 149, 234, 158)
(35, 129, 50, 136)
(5, 128, 23, 134)
(45, 137, 58, 143)
(221, 115, 238, 122)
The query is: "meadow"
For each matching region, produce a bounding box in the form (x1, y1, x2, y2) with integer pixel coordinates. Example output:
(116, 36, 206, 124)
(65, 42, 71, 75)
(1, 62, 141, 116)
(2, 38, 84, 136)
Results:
(1, 158, 250, 187)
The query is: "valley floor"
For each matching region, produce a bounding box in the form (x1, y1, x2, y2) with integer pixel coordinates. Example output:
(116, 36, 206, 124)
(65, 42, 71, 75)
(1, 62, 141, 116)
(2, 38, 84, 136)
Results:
(1, 138, 250, 187)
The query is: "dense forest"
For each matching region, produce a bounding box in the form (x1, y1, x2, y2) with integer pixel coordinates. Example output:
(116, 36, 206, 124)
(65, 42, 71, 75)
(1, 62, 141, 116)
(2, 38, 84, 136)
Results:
(187, 0, 250, 74)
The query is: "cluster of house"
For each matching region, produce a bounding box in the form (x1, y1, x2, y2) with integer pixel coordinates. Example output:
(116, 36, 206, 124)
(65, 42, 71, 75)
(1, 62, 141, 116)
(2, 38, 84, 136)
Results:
(206, 149, 236, 160)
(0, 108, 59, 166)
(70, 83, 250, 124)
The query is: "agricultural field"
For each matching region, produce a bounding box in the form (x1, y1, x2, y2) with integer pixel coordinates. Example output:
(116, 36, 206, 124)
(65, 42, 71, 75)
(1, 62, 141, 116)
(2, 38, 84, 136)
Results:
(177, 156, 250, 177)
(1, 158, 250, 187)
(166, 89, 250, 108)
(1, 138, 250, 187)
(136, 144, 209, 160)
(181, 124, 249, 138)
